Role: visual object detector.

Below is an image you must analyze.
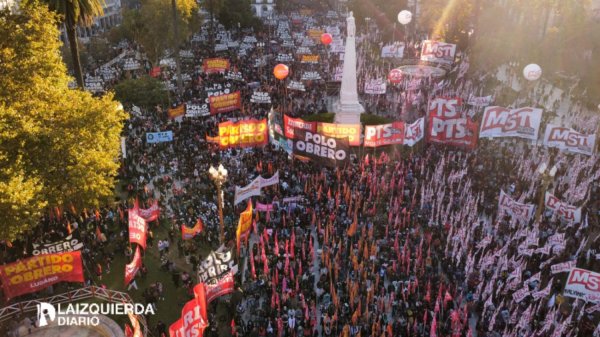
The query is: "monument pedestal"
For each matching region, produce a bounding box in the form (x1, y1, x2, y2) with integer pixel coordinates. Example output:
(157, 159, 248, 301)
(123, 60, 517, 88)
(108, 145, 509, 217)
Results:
(333, 99, 363, 124)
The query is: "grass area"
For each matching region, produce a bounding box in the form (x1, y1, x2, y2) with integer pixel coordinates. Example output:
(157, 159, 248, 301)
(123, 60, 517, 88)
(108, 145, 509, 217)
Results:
(88, 219, 197, 332)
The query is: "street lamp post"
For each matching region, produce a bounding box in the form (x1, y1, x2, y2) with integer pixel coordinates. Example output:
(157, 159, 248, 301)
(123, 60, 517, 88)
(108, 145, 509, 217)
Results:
(535, 163, 557, 222)
(209, 164, 228, 245)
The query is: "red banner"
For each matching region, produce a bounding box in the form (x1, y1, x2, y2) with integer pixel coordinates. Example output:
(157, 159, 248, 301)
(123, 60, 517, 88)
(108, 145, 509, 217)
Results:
(209, 91, 241, 115)
(179, 297, 208, 337)
(317, 123, 361, 146)
(169, 319, 184, 337)
(283, 115, 316, 139)
(0, 251, 84, 299)
(203, 58, 230, 74)
(205, 272, 235, 303)
(128, 208, 147, 249)
(364, 122, 405, 147)
(427, 97, 477, 149)
(182, 219, 204, 240)
(138, 200, 160, 222)
(149, 66, 161, 78)
(124, 246, 142, 285)
(218, 119, 268, 149)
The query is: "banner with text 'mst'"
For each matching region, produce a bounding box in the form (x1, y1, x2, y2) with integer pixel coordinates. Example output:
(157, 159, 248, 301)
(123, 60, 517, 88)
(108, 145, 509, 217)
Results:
(545, 192, 582, 223)
(203, 58, 230, 74)
(317, 122, 361, 146)
(479, 106, 543, 140)
(364, 122, 405, 147)
(543, 124, 596, 156)
(564, 268, 600, 303)
(420, 40, 457, 65)
(218, 119, 268, 149)
(427, 97, 478, 149)
(0, 251, 84, 299)
(209, 91, 241, 115)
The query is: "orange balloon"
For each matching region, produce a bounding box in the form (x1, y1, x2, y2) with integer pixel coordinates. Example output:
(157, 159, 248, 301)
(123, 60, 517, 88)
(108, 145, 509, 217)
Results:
(273, 64, 289, 80)
(321, 33, 333, 45)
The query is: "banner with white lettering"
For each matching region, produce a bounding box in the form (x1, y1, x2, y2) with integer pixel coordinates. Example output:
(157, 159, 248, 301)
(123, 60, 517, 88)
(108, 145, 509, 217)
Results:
(545, 192, 582, 223)
(185, 103, 210, 117)
(420, 40, 457, 65)
(250, 91, 272, 104)
(364, 78, 387, 95)
(498, 190, 535, 223)
(381, 43, 405, 58)
(364, 122, 405, 147)
(543, 124, 596, 156)
(404, 118, 425, 147)
(427, 98, 478, 149)
(197, 246, 238, 283)
(287, 81, 306, 92)
(564, 268, 600, 303)
(479, 106, 543, 140)
(31, 235, 83, 256)
(301, 71, 322, 81)
(146, 131, 173, 143)
(293, 130, 349, 167)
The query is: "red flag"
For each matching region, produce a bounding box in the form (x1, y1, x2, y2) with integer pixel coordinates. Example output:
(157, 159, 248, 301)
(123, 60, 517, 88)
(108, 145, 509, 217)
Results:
(124, 246, 142, 285)
(249, 244, 256, 279)
(124, 324, 133, 337)
(182, 218, 204, 240)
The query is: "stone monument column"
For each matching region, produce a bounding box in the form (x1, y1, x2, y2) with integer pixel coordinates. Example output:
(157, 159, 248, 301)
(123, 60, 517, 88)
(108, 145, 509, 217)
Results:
(334, 11, 364, 124)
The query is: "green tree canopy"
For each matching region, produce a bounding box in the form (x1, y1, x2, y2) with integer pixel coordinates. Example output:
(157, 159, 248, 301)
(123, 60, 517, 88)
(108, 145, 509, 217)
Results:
(114, 76, 170, 109)
(0, 3, 127, 241)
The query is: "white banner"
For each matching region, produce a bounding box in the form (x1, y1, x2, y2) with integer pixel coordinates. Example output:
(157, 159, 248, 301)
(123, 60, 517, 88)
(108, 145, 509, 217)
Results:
(276, 53, 294, 62)
(403, 118, 425, 147)
(381, 43, 405, 58)
(467, 95, 493, 107)
(498, 190, 535, 222)
(301, 71, 322, 81)
(287, 81, 306, 92)
(479, 106, 543, 140)
(545, 192, 582, 223)
(250, 91, 272, 104)
(564, 268, 600, 303)
(551, 260, 576, 274)
(420, 40, 456, 65)
(364, 78, 387, 95)
(234, 171, 280, 205)
(543, 124, 596, 156)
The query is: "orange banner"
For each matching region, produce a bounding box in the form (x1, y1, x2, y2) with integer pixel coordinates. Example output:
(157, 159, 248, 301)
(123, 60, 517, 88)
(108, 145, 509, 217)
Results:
(182, 219, 203, 240)
(218, 119, 268, 149)
(236, 201, 253, 253)
(203, 58, 230, 74)
(307, 29, 324, 41)
(0, 251, 84, 299)
(317, 122, 362, 146)
(301, 55, 320, 63)
(209, 91, 241, 115)
(168, 105, 185, 119)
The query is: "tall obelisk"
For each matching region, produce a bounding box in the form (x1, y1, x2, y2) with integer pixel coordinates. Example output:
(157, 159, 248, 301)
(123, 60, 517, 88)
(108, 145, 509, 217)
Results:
(333, 11, 364, 124)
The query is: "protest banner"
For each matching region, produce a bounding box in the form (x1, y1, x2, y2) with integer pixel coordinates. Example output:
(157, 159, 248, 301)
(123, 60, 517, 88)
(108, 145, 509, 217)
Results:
(128, 208, 147, 249)
(250, 91, 272, 104)
(0, 251, 84, 299)
(234, 171, 279, 205)
(479, 106, 543, 140)
(364, 78, 387, 95)
(545, 193, 582, 223)
(182, 219, 203, 240)
(167, 105, 185, 119)
(209, 91, 241, 115)
(205, 271, 234, 304)
(316, 123, 361, 146)
(467, 95, 493, 107)
(31, 235, 83, 256)
(146, 131, 173, 144)
(236, 201, 253, 253)
(564, 268, 600, 303)
(197, 246, 238, 283)
(543, 124, 596, 156)
(293, 130, 350, 167)
(185, 103, 210, 117)
(218, 119, 268, 149)
(124, 246, 141, 285)
(364, 122, 405, 147)
(381, 43, 405, 58)
(404, 118, 425, 147)
(300, 55, 320, 64)
(283, 115, 317, 139)
(420, 40, 456, 65)
(498, 190, 535, 222)
(203, 58, 230, 73)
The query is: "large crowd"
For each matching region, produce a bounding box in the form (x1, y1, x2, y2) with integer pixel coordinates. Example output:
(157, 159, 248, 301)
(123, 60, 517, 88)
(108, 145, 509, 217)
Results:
(2, 2, 600, 337)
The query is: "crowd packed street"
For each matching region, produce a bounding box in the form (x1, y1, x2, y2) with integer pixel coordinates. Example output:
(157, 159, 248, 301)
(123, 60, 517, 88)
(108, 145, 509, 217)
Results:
(1, 2, 600, 337)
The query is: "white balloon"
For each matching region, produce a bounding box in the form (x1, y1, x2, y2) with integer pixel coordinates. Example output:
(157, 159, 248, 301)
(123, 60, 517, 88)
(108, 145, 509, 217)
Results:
(523, 63, 542, 81)
(398, 10, 412, 25)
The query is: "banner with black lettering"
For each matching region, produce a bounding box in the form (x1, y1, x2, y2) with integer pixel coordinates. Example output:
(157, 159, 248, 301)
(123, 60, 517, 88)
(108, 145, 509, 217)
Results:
(543, 124, 596, 156)
(293, 130, 349, 167)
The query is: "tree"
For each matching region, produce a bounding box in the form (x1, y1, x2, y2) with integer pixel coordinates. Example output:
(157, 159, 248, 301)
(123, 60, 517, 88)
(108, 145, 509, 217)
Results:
(120, 0, 201, 65)
(36, 0, 105, 89)
(0, 4, 127, 241)
(114, 76, 170, 109)
(216, 0, 261, 30)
